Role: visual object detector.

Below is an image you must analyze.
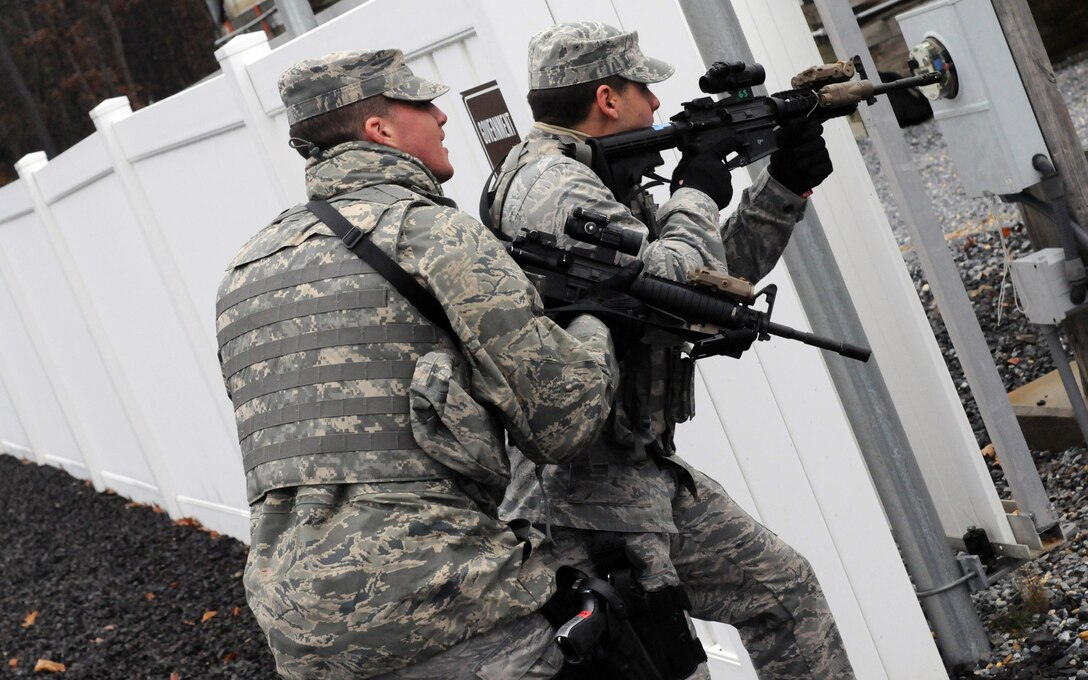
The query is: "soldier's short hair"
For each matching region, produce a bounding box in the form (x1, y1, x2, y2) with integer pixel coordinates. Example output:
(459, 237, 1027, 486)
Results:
(278, 49, 448, 125)
(526, 74, 629, 127)
(287, 96, 392, 158)
(527, 21, 674, 90)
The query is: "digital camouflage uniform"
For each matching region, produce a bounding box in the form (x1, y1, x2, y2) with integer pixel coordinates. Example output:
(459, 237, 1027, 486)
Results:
(216, 50, 618, 679)
(492, 23, 854, 679)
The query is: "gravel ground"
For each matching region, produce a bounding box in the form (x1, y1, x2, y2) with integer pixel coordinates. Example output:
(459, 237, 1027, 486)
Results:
(0, 454, 275, 678)
(2, 50, 1086, 680)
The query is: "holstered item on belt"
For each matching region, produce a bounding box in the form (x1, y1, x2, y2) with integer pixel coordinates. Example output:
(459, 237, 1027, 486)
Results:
(626, 580, 708, 679)
(545, 566, 664, 680)
(543, 563, 707, 680)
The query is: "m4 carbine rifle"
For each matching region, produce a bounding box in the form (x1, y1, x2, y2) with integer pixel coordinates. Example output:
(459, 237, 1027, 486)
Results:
(587, 58, 942, 202)
(506, 208, 871, 362)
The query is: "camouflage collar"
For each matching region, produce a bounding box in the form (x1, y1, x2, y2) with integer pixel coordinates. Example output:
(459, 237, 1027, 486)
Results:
(305, 141, 445, 200)
(532, 122, 589, 142)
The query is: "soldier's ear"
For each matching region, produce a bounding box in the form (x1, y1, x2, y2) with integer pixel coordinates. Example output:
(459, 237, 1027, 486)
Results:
(363, 113, 393, 145)
(595, 84, 622, 121)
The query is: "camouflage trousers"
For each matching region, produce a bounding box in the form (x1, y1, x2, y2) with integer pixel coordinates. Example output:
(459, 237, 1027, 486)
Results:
(370, 527, 712, 680)
(591, 462, 856, 680)
(376, 463, 853, 680)
(371, 610, 563, 680)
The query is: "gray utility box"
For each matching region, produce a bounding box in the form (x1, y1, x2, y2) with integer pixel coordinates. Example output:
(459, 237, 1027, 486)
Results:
(896, 0, 1050, 198)
(1009, 248, 1081, 325)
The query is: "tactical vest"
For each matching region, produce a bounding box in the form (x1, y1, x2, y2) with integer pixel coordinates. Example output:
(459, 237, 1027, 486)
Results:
(216, 187, 460, 503)
(486, 135, 692, 463)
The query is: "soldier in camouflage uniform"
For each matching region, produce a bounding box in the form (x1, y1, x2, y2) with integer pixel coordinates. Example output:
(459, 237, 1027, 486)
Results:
(215, 49, 621, 679)
(490, 23, 856, 679)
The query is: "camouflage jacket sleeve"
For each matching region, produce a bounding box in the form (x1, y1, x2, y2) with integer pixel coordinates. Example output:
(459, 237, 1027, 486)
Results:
(648, 167, 807, 282)
(714, 169, 808, 283)
(397, 203, 618, 465)
(500, 155, 805, 284)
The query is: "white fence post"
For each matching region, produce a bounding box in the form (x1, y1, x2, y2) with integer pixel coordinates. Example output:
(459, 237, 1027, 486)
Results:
(89, 98, 240, 449)
(9, 154, 104, 487)
(0, 248, 104, 488)
(12, 150, 183, 516)
(0, 182, 38, 464)
(0, 230, 47, 467)
(214, 33, 304, 205)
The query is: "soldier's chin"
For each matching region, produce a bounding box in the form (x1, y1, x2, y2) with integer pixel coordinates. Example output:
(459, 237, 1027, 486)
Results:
(433, 164, 454, 183)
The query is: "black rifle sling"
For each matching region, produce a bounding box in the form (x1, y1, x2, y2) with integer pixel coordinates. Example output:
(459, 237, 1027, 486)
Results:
(306, 199, 456, 339)
(478, 167, 499, 230)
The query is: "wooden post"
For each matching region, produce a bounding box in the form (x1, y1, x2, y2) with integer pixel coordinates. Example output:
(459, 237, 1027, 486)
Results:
(992, 0, 1088, 394)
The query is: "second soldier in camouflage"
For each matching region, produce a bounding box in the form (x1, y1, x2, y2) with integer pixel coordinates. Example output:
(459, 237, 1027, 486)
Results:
(490, 21, 856, 679)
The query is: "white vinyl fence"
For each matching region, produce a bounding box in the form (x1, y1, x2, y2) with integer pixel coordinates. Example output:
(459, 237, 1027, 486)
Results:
(1, 0, 1025, 677)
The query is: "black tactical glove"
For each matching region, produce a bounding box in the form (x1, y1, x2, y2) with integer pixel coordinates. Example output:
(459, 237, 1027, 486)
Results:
(600, 259, 645, 291)
(768, 118, 833, 196)
(670, 151, 733, 210)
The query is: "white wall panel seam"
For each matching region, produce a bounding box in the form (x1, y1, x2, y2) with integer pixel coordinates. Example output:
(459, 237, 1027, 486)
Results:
(214, 34, 302, 205)
(119, 122, 247, 165)
(12, 153, 183, 517)
(89, 100, 241, 450)
(0, 375, 28, 459)
(0, 263, 47, 467)
(0, 207, 33, 223)
(0, 239, 100, 486)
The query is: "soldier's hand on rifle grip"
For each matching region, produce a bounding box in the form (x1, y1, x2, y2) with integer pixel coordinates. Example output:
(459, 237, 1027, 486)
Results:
(670, 151, 734, 210)
(768, 118, 833, 196)
(601, 259, 645, 291)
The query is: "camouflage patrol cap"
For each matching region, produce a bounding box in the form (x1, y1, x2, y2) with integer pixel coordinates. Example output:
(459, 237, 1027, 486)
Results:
(527, 21, 675, 90)
(279, 49, 449, 124)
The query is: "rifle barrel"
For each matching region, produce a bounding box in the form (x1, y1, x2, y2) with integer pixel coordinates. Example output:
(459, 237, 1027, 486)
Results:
(763, 320, 872, 362)
(632, 275, 871, 361)
(870, 71, 942, 95)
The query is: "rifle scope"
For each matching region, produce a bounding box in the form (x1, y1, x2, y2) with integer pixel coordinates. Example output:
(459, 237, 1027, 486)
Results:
(564, 207, 644, 257)
(699, 61, 766, 94)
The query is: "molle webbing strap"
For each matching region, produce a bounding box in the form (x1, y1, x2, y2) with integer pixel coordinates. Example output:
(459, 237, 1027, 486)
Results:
(242, 431, 419, 473)
(216, 260, 373, 317)
(236, 395, 411, 441)
(221, 325, 438, 380)
(216, 289, 389, 347)
(230, 360, 416, 410)
(306, 199, 457, 339)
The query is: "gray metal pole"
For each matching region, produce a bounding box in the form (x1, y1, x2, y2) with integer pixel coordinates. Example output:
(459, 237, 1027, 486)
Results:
(273, 0, 317, 39)
(675, 0, 990, 666)
(1041, 325, 1088, 441)
(811, 0, 1058, 533)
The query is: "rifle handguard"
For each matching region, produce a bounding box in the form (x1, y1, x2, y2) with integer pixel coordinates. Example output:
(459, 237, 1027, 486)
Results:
(817, 80, 876, 108)
(791, 60, 856, 88)
(688, 267, 756, 304)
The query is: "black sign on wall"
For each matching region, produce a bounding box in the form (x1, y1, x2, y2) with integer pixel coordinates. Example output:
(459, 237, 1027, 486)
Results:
(461, 81, 521, 170)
